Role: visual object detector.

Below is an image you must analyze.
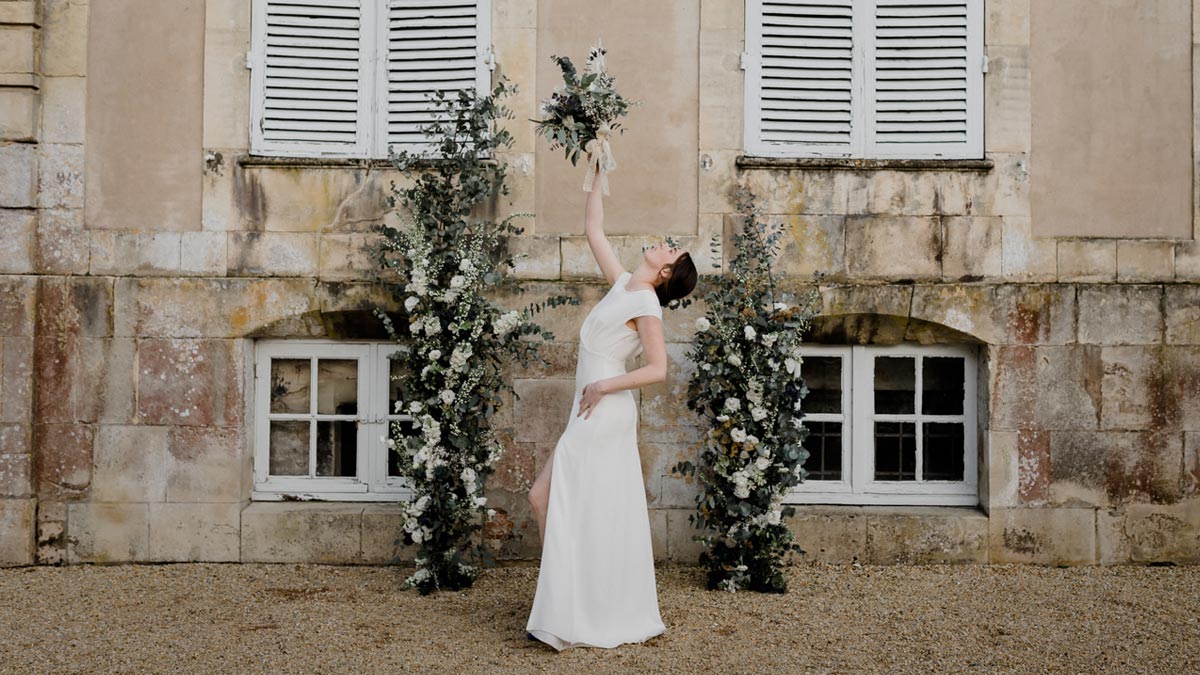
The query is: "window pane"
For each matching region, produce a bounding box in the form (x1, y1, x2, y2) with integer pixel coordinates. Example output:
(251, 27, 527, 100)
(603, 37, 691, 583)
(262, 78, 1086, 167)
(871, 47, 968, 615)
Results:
(269, 420, 309, 476)
(923, 423, 965, 481)
(388, 419, 419, 477)
(922, 356, 965, 415)
(874, 356, 915, 414)
(801, 356, 842, 414)
(316, 420, 357, 478)
(317, 359, 357, 415)
(874, 421, 916, 481)
(270, 359, 310, 413)
(388, 354, 414, 416)
(800, 421, 842, 481)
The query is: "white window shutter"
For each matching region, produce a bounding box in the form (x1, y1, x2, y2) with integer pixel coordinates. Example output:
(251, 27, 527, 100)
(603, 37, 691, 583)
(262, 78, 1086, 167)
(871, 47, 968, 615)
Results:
(379, 0, 492, 158)
(745, 0, 861, 157)
(249, 0, 374, 157)
(864, 0, 983, 158)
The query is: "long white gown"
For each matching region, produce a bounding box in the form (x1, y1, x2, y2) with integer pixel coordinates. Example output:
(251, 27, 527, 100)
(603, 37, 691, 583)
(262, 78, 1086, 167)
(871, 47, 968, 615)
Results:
(526, 269, 668, 651)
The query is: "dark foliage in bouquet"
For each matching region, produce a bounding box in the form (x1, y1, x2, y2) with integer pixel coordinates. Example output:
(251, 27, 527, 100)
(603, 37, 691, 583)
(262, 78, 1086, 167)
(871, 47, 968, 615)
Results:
(531, 40, 641, 166)
(369, 74, 579, 594)
(670, 184, 820, 593)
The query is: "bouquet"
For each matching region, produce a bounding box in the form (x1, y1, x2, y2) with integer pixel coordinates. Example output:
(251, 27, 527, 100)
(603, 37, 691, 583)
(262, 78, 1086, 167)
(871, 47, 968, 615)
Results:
(531, 38, 641, 195)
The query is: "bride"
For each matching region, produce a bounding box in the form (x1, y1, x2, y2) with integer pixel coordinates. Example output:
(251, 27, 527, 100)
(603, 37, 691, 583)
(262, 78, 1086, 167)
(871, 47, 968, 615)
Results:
(524, 174, 698, 650)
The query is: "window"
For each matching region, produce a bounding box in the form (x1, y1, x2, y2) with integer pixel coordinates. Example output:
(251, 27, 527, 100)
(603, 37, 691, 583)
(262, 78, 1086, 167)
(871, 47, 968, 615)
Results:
(791, 344, 979, 506)
(742, 0, 984, 159)
(248, 0, 494, 158)
(253, 340, 417, 500)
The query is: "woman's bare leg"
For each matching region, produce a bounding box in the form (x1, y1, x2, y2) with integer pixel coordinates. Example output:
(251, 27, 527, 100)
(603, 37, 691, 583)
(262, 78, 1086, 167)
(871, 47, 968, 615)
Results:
(527, 447, 555, 546)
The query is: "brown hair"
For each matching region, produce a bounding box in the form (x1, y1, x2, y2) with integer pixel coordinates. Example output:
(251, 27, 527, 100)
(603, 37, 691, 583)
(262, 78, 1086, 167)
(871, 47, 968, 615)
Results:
(653, 251, 697, 307)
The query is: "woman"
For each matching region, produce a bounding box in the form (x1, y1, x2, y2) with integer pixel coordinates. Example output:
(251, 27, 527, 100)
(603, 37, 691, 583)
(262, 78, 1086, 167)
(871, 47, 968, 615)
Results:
(524, 175, 698, 650)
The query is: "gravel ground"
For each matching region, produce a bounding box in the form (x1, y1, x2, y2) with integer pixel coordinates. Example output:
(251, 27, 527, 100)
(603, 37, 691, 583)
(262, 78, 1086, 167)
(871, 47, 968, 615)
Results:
(1, 560, 1197, 674)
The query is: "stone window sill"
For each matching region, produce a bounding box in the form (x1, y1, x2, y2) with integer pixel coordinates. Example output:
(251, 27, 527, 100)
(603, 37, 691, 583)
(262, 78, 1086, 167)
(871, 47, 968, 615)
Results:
(788, 504, 988, 519)
(235, 154, 496, 170)
(735, 155, 994, 172)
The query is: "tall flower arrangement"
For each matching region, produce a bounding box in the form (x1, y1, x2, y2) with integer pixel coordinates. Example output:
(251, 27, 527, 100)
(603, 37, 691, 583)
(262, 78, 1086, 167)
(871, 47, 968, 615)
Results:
(370, 74, 578, 595)
(671, 185, 819, 593)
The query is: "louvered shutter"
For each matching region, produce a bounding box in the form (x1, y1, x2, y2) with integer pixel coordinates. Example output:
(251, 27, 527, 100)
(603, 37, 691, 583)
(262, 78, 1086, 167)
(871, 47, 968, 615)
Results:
(865, 0, 982, 157)
(380, 0, 492, 156)
(745, 0, 861, 157)
(249, 0, 373, 157)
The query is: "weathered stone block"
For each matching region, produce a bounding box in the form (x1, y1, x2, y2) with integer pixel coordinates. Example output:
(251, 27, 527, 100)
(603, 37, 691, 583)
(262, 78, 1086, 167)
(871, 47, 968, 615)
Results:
(240, 502, 363, 563)
(864, 507, 988, 564)
(988, 507, 1095, 565)
(785, 505, 867, 563)
(1163, 346, 1200, 431)
(1048, 430, 1182, 507)
(1165, 286, 1200, 344)
(179, 231, 228, 275)
(166, 426, 243, 502)
(40, 76, 86, 144)
(1034, 345, 1101, 430)
(1077, 285, 1163, 345)
(362, 504, 421, 564)
(1187, 432, 1200, 497)
(742, 169, 844, 215)
(201, 29, 251, 150)
(1058, 240, 1116, 283)
(649, 508, 668, 561)
(769, 214, 846, 278)
(0, 25, 35, 73)
(92, 425, 168, 502)
(1, 337, 33, 424)
(0, 88, 38, 141)
(1096, 506, 1132, 565)
(845, 216, 941, 280)
(1100, 346, 1163, 430)
(0, 498, 35, 566)
(942, 216, 1002, 279)
(910, 285, 999, 343)
(1017, 429, 1050, 504)
(137, 338, 243, 426)
(697, 149, 740, 215)
(136, 232, 182, 274)
(986, 0, 1030, 46)
(66, 502, 150, 564)
(0, 142, 36, 207)
(38, 143, 84, 208)
(35, 208, 88, 274)
(78, 337, 136, 424)
(0, 424, 30, 455)
(318, 233, 375, 282)
(1122, 500, 1200, 563)
(512, 378, 574, 443)
(986, 430, 1020, 508)
(1177, 241, 1200, 281)
(33, 423, 92, 497)
(508, 235, 561, 280)
(0, 453, 31, 498)
(227, 232, 319, 277)
(1000, 216, 1056, 281)
(0, 209, 35, 274)
(40, 0, 88, 76)
(990, 284, 1076, 345)
(665, 508, 706, 563)
(1116, 240, 1175, 282)
(983, 47, 1030, 154)
(148, 502, 240, 562)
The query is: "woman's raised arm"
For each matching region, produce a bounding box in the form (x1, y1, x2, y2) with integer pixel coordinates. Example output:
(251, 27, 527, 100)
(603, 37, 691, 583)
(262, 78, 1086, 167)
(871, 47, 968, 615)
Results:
(584, 175, 624, 286)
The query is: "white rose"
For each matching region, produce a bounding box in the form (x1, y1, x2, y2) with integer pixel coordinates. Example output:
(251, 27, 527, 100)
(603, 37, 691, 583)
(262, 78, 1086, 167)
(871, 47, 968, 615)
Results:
(450, 275, 466, 290)
(405, 296, 419, 312)
(734, 484, 751, 499)
(751, 406, 768, 421)
(459, 258, 475, 273)
(474, 496, 487, 507)
(695, 317, 711, 332)
(412, 529, 425, 543)
(763, 333, 778, 346)
(728, 353, 742, 367)
(461, 467, 477, 486)
(440, 389, 455, 405)
(755, 457, 770, 471)
(744, 325, 756, 340)
(409, 401, 423, 414)
(724, 397, 741, 412)
(731, 427, 747, 443)
(429, 349, 442, 361)
(746, 434, 759, 446)
(767, 509, 782, 525)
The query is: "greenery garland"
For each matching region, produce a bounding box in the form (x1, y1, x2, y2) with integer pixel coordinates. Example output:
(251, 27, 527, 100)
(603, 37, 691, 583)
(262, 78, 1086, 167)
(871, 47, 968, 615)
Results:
(671, 184, 819, 593)
(370, 74, 578, 595)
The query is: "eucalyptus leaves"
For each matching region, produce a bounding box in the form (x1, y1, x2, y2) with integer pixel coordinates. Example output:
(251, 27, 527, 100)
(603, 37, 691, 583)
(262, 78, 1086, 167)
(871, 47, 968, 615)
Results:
(370, 74, 578, 595)
(672, 185, 819, 593)
(531, 38, 641, 195)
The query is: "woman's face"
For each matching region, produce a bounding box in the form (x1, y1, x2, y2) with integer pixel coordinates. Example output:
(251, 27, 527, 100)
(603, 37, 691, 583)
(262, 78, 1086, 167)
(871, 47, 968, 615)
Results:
(644, 242, 684, 275)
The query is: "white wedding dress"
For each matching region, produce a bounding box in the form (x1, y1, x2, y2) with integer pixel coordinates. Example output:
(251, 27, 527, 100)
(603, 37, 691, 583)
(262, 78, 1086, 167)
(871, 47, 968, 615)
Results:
(526, 270, 668, 651)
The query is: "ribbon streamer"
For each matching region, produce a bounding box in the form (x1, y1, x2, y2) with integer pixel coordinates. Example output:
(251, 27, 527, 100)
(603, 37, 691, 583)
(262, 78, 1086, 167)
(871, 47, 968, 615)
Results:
(582, 121, 617, 195)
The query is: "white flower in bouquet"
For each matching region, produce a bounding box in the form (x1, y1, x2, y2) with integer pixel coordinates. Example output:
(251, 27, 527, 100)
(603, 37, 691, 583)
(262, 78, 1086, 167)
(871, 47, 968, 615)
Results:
(695, 316, 711, 332)
(409, 400, 423, 414)
(493, 310, 522, 337)
(755, 456, 770, 471)
(459, 257, 475, 273)
(474, 496, 487, 507)
(412, 529, 425, 543)
(727, 353, 742, 367)
(425, 317, 442, 336)
(746, 434, 759, 447)
(730, 427, 748, 443)
(487, 508, 497, 518)
(767, 509, 782, 525)
(440, 389, 456, 405)
(716, 413, 729, 422)
(750, 406, 768, 422)
(450, 343, 473, 372)
(450, 275, 466, 290)
(785, 356, 801, 376)
(762, 332, 778, 347)
(744, 325, 756, 340)
(701, 363, 712, 371)
(429, 348, 442, 362)
(724, 397, 741, 412)
(461, 466, 477, 487)
(405, 296, 419, 312)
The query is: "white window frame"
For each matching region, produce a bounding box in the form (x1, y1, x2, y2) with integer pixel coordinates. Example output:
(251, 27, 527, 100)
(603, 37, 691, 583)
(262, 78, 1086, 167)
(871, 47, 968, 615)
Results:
(248, 0, 495, 159)
(252, 339, 416, 501)
(742, 0, 985, 160)
(788, 343, 979, 506)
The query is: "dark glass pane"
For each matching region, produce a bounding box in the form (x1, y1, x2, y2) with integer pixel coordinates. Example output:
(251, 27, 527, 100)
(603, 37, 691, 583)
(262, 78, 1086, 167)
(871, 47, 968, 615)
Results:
(800, 421, 842, 480)
(387, 419, 419, 477)
(922, 357, 965, 415)
(923, 423, 965, 481)
(801, 357, 842, 414)
(269, 420, 309, 476)
(270, 359, 310, 413)
(874, 421, 916, 481)
(317, 359, 357, 415)
(874, 357, 915, 414)
(316, 420, 356, 477)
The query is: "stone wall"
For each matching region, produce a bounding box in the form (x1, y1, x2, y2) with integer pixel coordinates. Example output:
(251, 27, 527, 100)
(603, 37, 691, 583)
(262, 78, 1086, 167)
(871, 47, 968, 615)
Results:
(0, 0, 1197, 568)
